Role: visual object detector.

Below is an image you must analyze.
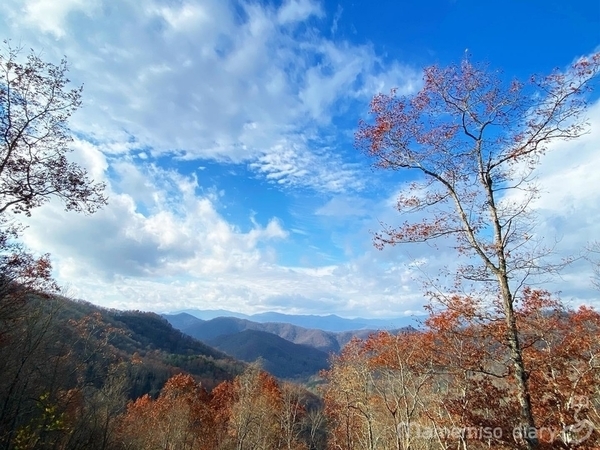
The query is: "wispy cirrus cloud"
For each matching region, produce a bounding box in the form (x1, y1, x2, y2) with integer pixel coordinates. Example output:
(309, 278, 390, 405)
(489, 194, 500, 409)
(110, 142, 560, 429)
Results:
(1, 0, 418, 193)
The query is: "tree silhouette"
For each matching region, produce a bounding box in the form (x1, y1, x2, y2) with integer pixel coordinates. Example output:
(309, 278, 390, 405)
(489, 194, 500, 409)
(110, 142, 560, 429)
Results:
(0, 41, 106, 217)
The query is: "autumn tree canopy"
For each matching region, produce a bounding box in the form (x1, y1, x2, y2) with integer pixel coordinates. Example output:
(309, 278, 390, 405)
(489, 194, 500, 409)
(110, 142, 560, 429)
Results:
(323, 294, 600, 450)
(356, 53, 600, 450)
(356, 54, 600, 289)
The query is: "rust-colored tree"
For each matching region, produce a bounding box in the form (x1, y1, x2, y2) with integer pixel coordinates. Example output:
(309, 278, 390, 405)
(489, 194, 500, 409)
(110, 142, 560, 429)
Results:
(324, 332, 441, 450)
(324, 293, 599, 449)
(209, 379, 237, 449)
(278, 382, 308, 450)
(118, 373, 213, 450)
(424, 295, 525, 449)
(322, 339, 364, 450)
(422, 289, 600, 449)
(518, 289, 600, 448)
(362, 331, 435, 450)
(356, 54, 600, 449)
(0, 228, 57, 335)
(227, 363, 284, 450)
(323, 337, 395, 450)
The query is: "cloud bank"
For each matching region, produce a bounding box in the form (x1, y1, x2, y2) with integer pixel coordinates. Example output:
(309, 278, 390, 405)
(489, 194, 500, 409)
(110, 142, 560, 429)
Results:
(0, 0, 597, 317)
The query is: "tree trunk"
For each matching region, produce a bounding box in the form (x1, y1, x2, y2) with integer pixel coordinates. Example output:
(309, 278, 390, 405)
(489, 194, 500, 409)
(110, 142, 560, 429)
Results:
(499, 273, 538, 449)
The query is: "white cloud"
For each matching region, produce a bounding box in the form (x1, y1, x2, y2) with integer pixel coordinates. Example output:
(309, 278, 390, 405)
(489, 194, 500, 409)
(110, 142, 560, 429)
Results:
(154, 3, 210, 31)
(277, 0, 322, 25)
(330, 4, 342, 35)
(22, 0, 100, 38)
(250, 138, 364, 192)
(524, 99, 600, 303)
(20, 192, 428, 317)
(1, 0, 418, 193)
(3, 0, 597, 319)
(19, 158, 285, 279)
(18, 102, 600, 317)
(12, 134, 429, 316)
(315, 196, 370, 217)
(68, 138, 109, 182)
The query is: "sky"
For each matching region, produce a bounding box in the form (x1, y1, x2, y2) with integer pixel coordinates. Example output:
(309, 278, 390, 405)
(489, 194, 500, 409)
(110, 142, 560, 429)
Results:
(0, 0, 599, 318)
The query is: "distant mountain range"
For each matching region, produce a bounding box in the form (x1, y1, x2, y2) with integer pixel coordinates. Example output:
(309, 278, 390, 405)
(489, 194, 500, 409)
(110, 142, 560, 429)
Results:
(208, 330, 330, 379)
(162, 311, 419, 380)
(167, 309, 422, 332)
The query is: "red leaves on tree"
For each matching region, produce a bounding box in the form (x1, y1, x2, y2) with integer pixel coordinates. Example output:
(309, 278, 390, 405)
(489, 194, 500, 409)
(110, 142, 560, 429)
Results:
(118, 366, 311, 449)
(356, 53, 600, 450)
(324, 293, 600, 449)
(119, 373, 214, 449)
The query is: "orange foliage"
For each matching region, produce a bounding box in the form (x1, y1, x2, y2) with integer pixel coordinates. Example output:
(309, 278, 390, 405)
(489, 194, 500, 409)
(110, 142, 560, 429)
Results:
(324, 291, 600, 449)
(118, 366, 310, 450)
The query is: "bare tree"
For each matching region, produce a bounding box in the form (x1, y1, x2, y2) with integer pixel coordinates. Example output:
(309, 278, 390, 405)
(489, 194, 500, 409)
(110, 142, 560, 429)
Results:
(589, 241, 600, 290)
(0, 41, 106, 217)
(356, 53, 600, 449)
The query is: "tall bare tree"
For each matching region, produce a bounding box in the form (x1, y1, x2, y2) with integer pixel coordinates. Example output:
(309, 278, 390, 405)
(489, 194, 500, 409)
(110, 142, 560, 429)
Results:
(356, 53, 600, 449)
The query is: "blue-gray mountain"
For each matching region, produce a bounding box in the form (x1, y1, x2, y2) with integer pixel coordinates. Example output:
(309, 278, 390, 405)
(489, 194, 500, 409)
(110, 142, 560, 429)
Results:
(168, 309, 420, 332)
(208, 330, 330, 380)
(163, 313, 420, 354)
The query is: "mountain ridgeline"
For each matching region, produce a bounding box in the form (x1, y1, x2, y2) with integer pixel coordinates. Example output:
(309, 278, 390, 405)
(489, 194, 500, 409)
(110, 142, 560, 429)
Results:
(162, 311, 418, 380)
(170, 308, 419, 331)
(208, 329, 330, 379)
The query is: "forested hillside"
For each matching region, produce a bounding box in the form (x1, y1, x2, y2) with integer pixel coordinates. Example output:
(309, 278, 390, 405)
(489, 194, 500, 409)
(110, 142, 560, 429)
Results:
(0, 292, 247, 447)
(208, 329, 330, 380)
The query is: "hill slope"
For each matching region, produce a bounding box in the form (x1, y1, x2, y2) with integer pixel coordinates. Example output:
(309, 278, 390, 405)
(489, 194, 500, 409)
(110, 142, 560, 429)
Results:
(208, 329, 330, 380)
(10, 297, 243, 395)
(164, 313, 415, 354)
(0, 294, 246, 449)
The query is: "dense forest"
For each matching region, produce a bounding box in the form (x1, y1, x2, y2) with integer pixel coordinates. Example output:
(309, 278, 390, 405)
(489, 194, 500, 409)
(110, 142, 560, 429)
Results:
(0, 293, 327, 449)
(1, 284, 599, 449)
(1, 39, 600, 450)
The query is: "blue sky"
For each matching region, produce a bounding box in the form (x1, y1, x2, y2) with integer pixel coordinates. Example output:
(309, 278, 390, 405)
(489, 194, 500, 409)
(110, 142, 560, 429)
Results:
(0, 0, 599, 317)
